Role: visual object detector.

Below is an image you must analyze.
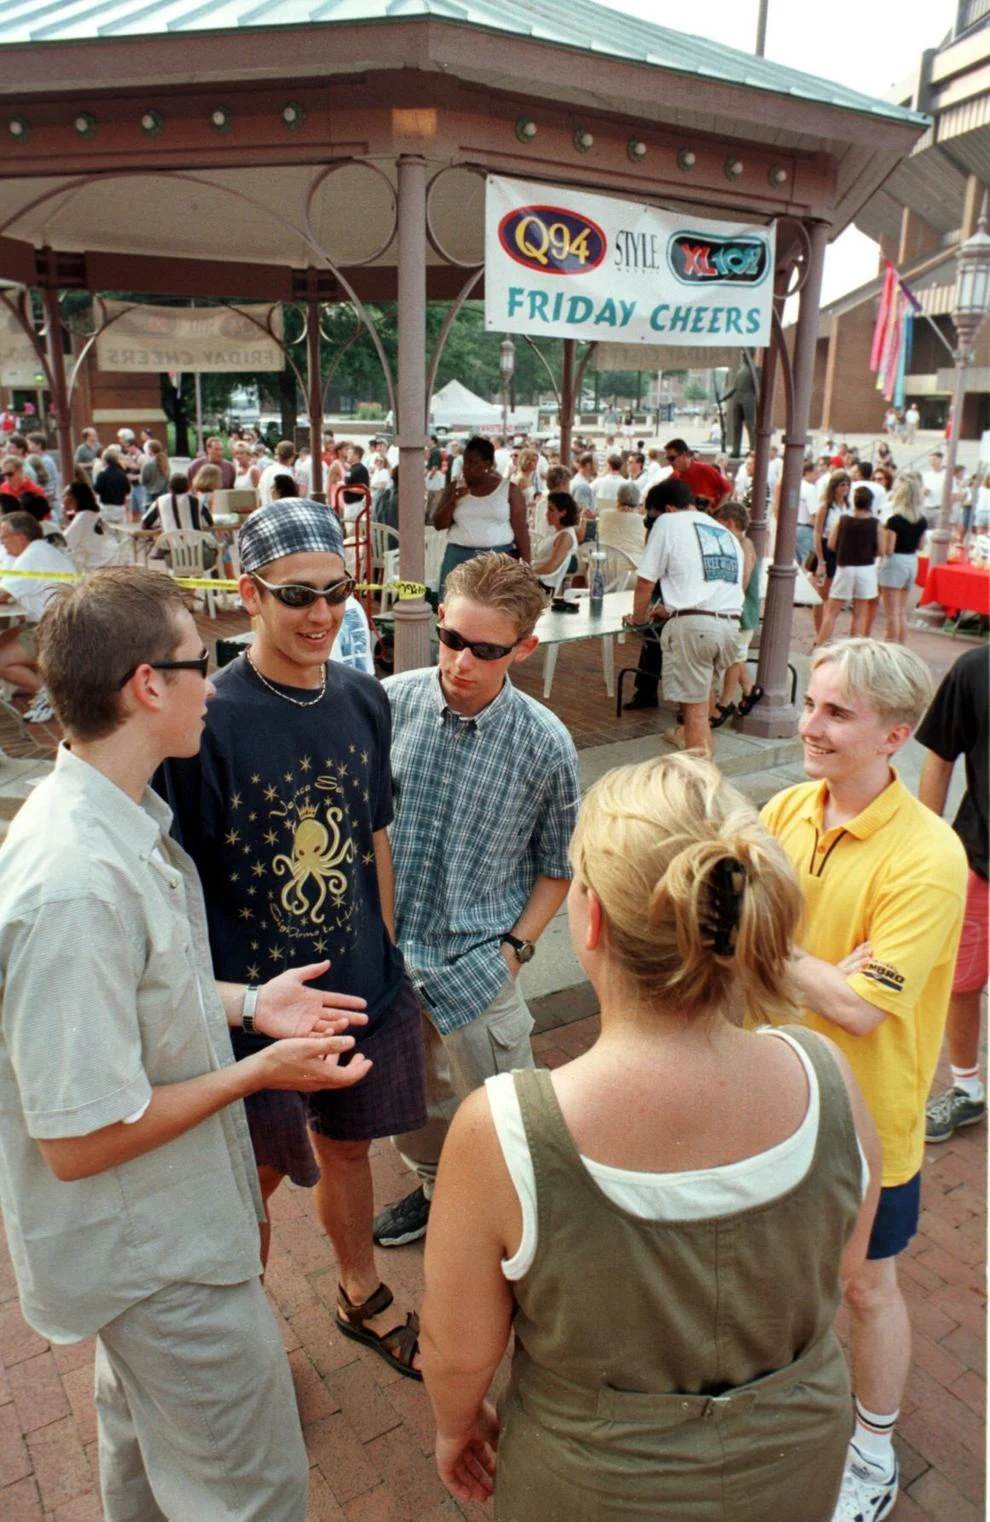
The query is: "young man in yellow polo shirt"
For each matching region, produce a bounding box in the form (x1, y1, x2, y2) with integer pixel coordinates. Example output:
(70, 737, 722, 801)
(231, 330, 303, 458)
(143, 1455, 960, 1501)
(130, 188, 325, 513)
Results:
(761, 639, 966, 1522)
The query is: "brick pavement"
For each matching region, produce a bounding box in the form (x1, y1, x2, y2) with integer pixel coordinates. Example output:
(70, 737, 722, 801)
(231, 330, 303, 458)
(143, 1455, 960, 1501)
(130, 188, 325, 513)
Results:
(0, 1011, 984, 1521)
(0, 605, 985, 1517)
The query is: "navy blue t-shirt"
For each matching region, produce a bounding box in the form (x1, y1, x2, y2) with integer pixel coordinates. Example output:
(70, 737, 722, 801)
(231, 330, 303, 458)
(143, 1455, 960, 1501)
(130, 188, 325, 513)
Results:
(157, 655, 405, 1053)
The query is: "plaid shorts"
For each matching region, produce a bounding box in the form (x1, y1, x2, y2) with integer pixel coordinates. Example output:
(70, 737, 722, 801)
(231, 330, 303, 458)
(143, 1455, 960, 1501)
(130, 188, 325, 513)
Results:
(241, 977, 427, 1184)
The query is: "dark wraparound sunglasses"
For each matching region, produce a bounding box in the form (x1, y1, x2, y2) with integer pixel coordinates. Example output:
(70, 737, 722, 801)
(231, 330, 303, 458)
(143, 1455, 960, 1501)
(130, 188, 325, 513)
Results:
(437, 625, 524, 661)
(251, 572, 355, 608)
(117, 651, 210, 688)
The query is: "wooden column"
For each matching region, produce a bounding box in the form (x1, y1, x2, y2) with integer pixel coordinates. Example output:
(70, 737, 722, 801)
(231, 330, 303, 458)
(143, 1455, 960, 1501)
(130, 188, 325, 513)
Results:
(738, 220, 829, 738)
(40, 276, 73, 489)
(393, 154, 431, 673)
(305, 272, 325, 502)
(559, 339, 576, 468)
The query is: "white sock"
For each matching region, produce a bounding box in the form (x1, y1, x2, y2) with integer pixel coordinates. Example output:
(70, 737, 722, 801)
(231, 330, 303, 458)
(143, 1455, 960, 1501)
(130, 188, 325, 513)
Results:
(852, 1401, 898, 1474)
(950, 1065, 984, 1101)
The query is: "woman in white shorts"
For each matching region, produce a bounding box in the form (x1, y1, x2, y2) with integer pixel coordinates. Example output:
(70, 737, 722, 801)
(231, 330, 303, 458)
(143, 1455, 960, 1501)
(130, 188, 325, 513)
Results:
(815, 485, 880, 644)
(877, 471, 926, 644)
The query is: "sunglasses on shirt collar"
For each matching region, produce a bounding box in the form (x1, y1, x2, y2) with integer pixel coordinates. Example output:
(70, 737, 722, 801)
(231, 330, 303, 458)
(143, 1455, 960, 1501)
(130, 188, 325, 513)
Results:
(250, 572, 355, 608)
(437, 625, 524, 661)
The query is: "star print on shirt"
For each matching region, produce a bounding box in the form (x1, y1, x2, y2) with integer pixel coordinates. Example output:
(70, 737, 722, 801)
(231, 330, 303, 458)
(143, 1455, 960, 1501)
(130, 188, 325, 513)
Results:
(230, 792, 242, 810)
(246, 964, 261, 981)
(225, 829, 240, 846)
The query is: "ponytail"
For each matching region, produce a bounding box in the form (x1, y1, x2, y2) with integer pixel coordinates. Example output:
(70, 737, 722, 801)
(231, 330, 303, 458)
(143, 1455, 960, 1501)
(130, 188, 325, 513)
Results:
(572, 754, 801, 1023)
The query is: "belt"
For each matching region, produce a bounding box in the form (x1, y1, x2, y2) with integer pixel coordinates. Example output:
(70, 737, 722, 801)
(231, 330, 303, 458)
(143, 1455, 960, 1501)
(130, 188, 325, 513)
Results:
(667, 608, 740, 621)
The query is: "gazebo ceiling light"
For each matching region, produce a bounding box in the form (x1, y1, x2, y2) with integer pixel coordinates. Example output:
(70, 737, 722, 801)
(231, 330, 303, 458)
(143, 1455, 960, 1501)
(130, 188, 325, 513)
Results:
(282, 102, 304, 129)
(627, 138, 647, 161)
(725, 157, 744, 180)
(677, 148, 696, 171)
(769, 165, 788, 186)
(8, 115, 28, 141)
(140, 110, 162, 135)
(210, 107, 231, 133)
(515, 117, 537, 143)
(573, 127, 594, 152)
(74, 113, 96, 138)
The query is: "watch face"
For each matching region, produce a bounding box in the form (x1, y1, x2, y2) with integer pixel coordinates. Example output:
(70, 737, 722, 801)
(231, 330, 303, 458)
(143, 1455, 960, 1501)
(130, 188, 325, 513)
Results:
(517, 941, 536, 964)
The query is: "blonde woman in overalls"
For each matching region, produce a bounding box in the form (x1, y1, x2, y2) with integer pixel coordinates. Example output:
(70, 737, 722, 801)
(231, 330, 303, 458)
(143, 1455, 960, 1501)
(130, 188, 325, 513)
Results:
(420, 753, 881, 1522)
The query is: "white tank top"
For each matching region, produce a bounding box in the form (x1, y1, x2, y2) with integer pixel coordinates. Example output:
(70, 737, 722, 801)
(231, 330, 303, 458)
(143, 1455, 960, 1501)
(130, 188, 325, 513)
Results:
(447, 475, 513, 547)
(535, 527, 579, 594)
(233, 468, 255, 491)
(486, 1028, 870, 1281)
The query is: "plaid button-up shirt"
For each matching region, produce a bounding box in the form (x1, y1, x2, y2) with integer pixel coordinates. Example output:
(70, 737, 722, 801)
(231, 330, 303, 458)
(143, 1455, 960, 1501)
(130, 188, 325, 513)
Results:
(384, 668, 580, 1034)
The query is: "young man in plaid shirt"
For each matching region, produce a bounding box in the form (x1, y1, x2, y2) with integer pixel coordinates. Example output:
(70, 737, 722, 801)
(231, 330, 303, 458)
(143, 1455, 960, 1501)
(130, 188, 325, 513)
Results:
(374, 553, 580, 1246)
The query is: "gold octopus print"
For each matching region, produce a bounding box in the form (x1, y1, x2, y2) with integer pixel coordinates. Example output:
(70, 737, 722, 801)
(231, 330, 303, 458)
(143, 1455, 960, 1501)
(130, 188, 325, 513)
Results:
(231, 747, 376, 981)
(272, 800, 355, 925)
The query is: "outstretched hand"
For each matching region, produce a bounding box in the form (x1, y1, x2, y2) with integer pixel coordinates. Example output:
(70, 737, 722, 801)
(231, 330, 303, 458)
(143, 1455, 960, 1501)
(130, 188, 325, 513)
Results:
(253, 1034, 373, 1093)
(435, 1402, 500, 1503)
(256, 961, 368, 1040)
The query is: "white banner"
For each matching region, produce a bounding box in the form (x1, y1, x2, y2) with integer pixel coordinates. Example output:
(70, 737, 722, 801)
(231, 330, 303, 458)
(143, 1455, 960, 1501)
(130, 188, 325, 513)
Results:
(96, 303, 284, 374)
(0, 307, 45, 388)
(485, 175, 775, 348)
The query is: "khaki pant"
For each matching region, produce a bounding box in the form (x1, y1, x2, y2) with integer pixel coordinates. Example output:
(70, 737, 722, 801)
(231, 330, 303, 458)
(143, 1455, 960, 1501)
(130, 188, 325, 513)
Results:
(95, 1277, 308, 1522)
(395, 978, 535, 1192)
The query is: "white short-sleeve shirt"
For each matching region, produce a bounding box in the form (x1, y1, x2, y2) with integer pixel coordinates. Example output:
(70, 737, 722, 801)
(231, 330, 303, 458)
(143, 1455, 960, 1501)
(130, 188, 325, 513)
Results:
(638, 508, 743, 613)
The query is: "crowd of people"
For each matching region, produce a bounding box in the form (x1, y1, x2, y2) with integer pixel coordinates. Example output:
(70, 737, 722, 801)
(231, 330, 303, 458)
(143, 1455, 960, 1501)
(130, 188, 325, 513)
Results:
(0, 465, 984, 1521)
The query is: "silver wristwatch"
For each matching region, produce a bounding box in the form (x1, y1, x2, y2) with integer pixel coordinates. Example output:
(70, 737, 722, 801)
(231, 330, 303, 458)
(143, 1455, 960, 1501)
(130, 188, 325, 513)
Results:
(501, 933, 536, 965)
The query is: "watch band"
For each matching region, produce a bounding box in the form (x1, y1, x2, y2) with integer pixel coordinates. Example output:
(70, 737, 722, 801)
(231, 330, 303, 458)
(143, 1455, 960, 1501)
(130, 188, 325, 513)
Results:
(242, 984, 260, 1035)
(500, 933, 536, 963)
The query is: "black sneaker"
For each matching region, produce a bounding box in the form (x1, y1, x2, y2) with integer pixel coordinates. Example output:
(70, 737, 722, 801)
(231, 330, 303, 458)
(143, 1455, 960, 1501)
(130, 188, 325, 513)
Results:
(623, 693, 659, 711)
(373, 1186, 430, 1246)
(925, 1086, 986, 1143)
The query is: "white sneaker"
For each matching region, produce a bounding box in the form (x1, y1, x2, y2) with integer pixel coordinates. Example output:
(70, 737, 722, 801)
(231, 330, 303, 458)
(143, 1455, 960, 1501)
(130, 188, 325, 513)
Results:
(832, 1449, 898, 1522)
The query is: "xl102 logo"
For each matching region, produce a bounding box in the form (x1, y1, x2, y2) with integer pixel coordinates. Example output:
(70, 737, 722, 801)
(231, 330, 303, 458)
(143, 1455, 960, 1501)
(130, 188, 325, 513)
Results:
(498, 205, 607, 276)
(668, 232, 769, 285)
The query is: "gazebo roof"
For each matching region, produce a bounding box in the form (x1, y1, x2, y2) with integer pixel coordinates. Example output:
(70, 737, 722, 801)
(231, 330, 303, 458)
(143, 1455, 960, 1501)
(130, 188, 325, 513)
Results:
(0, 0, 927, 131)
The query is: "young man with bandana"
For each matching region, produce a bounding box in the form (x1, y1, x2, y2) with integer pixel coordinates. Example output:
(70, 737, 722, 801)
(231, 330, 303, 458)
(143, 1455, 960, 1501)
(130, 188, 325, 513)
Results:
(158, 499, 427, 1380)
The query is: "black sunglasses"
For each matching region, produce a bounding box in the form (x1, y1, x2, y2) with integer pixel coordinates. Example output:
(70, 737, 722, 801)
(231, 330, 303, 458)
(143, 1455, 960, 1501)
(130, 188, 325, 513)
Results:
(437, 625, 523, 661)
(251, 572, 355, 608)
(117, 651, 210, 689)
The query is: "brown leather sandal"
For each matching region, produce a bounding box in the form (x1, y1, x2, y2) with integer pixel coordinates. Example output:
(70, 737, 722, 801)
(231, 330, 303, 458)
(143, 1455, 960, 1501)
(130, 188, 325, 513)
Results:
(335, 1281, 422, 1381)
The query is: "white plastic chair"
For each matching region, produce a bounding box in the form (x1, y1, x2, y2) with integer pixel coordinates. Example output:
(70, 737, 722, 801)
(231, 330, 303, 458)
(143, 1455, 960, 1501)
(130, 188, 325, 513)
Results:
(370, 521, 401, 610)
(158, 530, 222, 616)
(580, 542, 639, 592)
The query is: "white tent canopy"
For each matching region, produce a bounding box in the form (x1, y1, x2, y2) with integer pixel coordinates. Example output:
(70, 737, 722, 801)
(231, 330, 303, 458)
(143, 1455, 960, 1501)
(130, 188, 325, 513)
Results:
(429, 379, 503, 429)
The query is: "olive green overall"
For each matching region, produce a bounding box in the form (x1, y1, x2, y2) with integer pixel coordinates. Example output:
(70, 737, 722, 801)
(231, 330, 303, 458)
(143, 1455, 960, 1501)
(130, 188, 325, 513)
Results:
(495, 1029, 861, 1522)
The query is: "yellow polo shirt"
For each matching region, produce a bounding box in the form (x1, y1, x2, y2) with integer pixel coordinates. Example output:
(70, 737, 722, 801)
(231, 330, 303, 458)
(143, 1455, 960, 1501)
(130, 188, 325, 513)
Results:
(761, 772, 967, 1186)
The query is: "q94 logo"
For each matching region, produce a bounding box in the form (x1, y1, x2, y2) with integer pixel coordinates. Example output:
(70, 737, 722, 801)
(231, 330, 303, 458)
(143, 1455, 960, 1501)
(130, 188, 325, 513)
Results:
(498, 205, 607, 276)
(668, 232, 769, 285)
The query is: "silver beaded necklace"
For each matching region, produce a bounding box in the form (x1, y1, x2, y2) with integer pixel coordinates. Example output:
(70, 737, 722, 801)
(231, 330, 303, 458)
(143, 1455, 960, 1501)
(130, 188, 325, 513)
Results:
(245, 650, 327, 708)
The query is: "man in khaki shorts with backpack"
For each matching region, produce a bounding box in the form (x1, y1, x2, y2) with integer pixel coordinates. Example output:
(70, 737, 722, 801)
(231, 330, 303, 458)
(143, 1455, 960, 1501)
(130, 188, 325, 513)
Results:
(624, 492, 743, 755)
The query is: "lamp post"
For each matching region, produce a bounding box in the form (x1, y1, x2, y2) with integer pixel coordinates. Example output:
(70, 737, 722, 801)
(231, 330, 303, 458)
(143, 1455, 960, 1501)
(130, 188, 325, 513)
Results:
(930, 196, 990, 573)
(499, 337, 515, 444)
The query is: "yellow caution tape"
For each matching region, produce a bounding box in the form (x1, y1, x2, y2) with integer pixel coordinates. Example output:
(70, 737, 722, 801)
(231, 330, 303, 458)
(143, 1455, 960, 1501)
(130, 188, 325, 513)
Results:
(0, 569, 427, 599)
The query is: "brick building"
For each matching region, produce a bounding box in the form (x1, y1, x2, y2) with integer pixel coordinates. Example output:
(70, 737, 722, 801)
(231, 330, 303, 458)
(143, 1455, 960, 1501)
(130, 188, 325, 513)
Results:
(800, 2, 990, 438)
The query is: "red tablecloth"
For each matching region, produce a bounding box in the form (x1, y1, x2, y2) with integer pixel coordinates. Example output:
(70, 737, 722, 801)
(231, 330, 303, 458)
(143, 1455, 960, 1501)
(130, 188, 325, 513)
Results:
(918, 560, 990, 616)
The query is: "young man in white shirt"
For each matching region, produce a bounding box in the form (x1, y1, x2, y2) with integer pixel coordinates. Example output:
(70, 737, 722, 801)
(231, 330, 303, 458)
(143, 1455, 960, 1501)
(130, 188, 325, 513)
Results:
(0, 566, 369, 1522)
(623, 491, 743, 754)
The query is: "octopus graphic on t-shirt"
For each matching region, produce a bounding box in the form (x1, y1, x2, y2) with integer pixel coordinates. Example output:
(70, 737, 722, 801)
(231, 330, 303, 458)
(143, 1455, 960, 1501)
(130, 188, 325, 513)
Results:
(223, 748, 377, 983)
